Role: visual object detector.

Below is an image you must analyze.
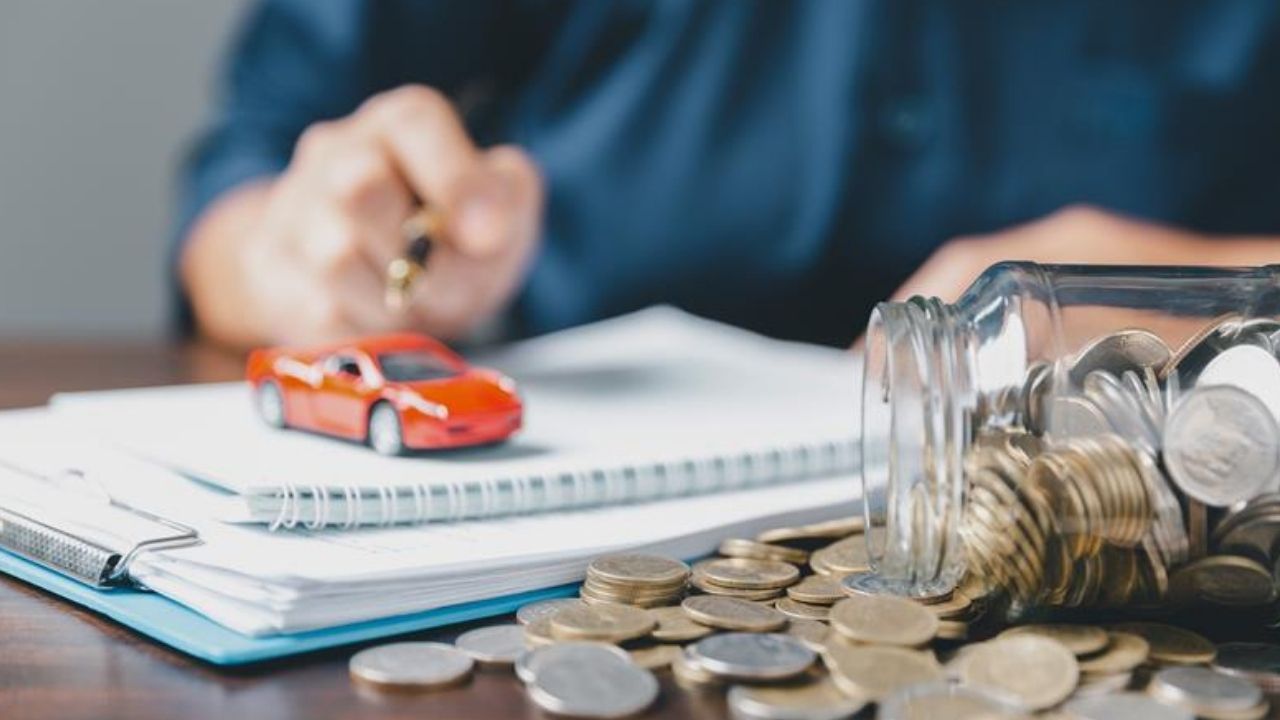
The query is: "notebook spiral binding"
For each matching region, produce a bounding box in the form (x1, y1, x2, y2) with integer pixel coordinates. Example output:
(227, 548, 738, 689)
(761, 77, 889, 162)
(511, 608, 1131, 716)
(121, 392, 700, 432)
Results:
(267, 438, 859, 531)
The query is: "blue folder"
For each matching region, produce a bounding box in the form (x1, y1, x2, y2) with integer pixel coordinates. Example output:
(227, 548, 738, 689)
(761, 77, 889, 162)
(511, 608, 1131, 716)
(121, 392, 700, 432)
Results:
(0, 548, 579, 666)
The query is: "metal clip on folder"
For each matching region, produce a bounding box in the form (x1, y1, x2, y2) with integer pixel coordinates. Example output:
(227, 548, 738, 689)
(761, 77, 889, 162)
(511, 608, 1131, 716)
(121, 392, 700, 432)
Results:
(0, 470, 200, 589)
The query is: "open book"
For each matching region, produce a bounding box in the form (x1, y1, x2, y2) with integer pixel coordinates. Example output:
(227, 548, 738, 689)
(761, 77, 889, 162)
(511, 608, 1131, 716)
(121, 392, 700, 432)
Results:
(51, 307, 862, 529)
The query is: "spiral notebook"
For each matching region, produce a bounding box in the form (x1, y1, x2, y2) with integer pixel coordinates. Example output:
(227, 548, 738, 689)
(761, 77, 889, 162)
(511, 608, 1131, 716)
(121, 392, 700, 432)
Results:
(50, 307, 862, 529)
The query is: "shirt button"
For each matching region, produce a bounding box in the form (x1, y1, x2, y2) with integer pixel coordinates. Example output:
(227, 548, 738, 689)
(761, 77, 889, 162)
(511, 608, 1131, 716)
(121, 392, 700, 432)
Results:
(879, 95, 934, 149)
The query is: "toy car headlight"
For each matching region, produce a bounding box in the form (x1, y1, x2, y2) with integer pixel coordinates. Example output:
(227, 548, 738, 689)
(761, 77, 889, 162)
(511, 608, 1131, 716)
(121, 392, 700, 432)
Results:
(406, 396, 449, 420)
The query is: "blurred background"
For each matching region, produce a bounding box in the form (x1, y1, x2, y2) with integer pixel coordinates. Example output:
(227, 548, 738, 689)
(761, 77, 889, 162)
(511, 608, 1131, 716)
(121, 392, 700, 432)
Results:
(0, 1, 249, 339)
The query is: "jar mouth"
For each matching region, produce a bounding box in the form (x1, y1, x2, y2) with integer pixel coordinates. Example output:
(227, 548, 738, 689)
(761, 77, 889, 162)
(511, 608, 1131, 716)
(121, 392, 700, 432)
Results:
(861, 298, 971, 592)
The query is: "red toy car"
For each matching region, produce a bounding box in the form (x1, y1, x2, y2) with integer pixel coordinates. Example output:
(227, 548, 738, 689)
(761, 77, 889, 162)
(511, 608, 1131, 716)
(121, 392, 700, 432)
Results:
(245, 334, 522, 455)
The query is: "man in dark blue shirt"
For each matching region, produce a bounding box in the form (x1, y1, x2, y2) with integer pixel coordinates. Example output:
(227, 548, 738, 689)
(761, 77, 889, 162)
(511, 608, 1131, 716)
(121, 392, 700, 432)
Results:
(178, 1, 1280, 349)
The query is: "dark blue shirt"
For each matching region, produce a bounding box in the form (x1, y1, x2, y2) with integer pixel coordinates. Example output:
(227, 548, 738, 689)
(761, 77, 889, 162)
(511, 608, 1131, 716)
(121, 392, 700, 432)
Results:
(179, 0, 1280, 346)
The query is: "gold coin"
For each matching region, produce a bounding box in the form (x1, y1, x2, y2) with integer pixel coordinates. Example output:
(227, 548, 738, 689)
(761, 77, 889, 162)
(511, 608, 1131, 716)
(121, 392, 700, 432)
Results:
(958, 635, 1079, 711)
(823, 643, 943, 702)
(1169, 555, 1277, 606)
(786, 574, 846, 605)
(783, 618, 831, 653)
(681, 595, 787, 632)
(999, 624, 1109, 656)
(728, 677, 865, 719)
(548, 603, 655, 643)
(775, 597, 830, 622)
(829, 596, 938, 647)
(627, 643, 683, 671)
(698, 557, 800, 590)
(671, 649, 722, 689)
(690, 567, 785, 600)
(757, 516, 866, 544)
(935, 620, 969, 641)
(1110, 622, 1216, 665)
(522, 615, 556, 648)
(588, 554, 690, 587)
(925, 592, 973, 620)
(719, 538, 810, 565)
(649, 606, 713, 643)
(810, 530, 882, 576)
(1078, 632, 1150, 675)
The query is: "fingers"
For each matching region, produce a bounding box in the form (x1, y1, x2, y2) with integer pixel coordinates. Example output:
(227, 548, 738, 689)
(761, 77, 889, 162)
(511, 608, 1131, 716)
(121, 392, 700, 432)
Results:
(358, 86, 543, 258)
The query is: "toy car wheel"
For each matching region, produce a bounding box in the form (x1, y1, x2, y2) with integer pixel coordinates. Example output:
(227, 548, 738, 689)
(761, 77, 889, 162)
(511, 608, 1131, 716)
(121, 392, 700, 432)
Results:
(368, 402, 405, 456)
(255, 380, 286, 428)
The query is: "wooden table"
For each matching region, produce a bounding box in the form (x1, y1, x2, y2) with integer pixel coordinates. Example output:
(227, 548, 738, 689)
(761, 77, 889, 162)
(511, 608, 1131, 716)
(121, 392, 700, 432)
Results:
(0, 340, 726, 720)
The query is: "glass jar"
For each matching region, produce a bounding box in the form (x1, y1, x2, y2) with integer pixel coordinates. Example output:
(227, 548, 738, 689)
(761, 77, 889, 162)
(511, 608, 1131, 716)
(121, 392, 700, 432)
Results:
(860, 261, 1280, 612)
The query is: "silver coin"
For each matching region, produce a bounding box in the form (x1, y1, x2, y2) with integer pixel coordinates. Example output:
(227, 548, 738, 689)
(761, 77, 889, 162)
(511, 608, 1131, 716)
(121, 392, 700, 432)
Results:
(1064, 691, 1194, 720)
(1049, 395, 1113, 439)
(1213, 643, 1280, 690)
(1148, 666, 1263, 713)
(687, 632, 815, 681)
(527, 649, 658, 719)
(1070, 329, 1172, 386)
(516, 597, 582, 626)
(514, 641, 630, 685)
(348, 641, 474, 689)
(1163, 385, 1280, 507)
(1199, 344, 1280, 424)
(454, 623, 526, 666)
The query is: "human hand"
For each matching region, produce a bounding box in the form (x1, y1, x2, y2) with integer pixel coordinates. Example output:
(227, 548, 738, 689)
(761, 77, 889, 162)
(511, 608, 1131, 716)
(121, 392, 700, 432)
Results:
(890, 206, 1206, 303)
(183, 85, 543, 347)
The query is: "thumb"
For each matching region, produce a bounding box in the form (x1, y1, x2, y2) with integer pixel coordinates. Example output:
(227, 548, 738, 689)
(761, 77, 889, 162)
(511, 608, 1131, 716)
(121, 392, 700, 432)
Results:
(448, 146, 544, 258)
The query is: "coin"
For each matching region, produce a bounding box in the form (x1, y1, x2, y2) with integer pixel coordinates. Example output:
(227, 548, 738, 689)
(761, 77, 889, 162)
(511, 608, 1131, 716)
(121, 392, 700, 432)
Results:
(1213, 643, 1280, 692)
(878, 681, 1026, 720)
(1110, 622, 1216, 665)
(727, 677, 865, 720)
(454, 623, 525, 667)
(809, 531, 879, 576)
(699, 557, 801, 590)
(998, 623, 1109, 656)
(934, 620, 969, 641)
(1162, 385, 1280, 507)
(1070, 329, 1172, 386)
(649, 605, 713, 642)
(924, 592, 973, 620)
(784, 618, 831, 653)
(515, 641, 630, 684)
(958, 635, 1079, 711)
(523, 614, 557, 647)
(672, 647, 722, 689)
(682, 595, 787, 632)
(690, 570, 785, 600)
(1161, 313, 1243, 385)
(822, 642, 943, 702)
(1078, 632, 1150, 675)
(527, 646, 659, 719)
(1147, 666, 1265, 719)
(628, 643, 683, 671)
(829, 595, 938, 647)
(838, 570, 954, 605)
(688, 632, 816, 681)
(1065, 691, 1194, 720)
(549, 602, 656, 643)
(517, 598, 583, 626)
(720, 538, 810, 565)
(349, 642, 475, 691)
(757, 517, 865, 544)
(1198, 344, 1280, 423)
(1168, 555, 1276, 606)
(787, 575, 846, 605)
(587, 554, 690, 587)
(775, 597, 831, 622)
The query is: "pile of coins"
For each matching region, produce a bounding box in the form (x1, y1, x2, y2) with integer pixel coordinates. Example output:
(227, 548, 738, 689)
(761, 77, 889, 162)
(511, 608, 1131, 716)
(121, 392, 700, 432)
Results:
(958, 314, 1280, 613)
(347, 514, 1278, 719)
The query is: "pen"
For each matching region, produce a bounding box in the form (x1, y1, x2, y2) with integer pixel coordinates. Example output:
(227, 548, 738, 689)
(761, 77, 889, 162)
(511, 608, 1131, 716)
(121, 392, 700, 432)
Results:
(384, 206, 443, 311)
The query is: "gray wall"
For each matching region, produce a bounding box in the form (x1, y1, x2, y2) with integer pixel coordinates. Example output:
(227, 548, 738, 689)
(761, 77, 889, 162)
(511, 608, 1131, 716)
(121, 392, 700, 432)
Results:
(0, 1, 251, 339)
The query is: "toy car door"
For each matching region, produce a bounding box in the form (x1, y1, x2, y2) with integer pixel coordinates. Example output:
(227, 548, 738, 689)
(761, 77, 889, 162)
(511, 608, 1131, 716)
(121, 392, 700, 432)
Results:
(313, 353, 370, 437)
